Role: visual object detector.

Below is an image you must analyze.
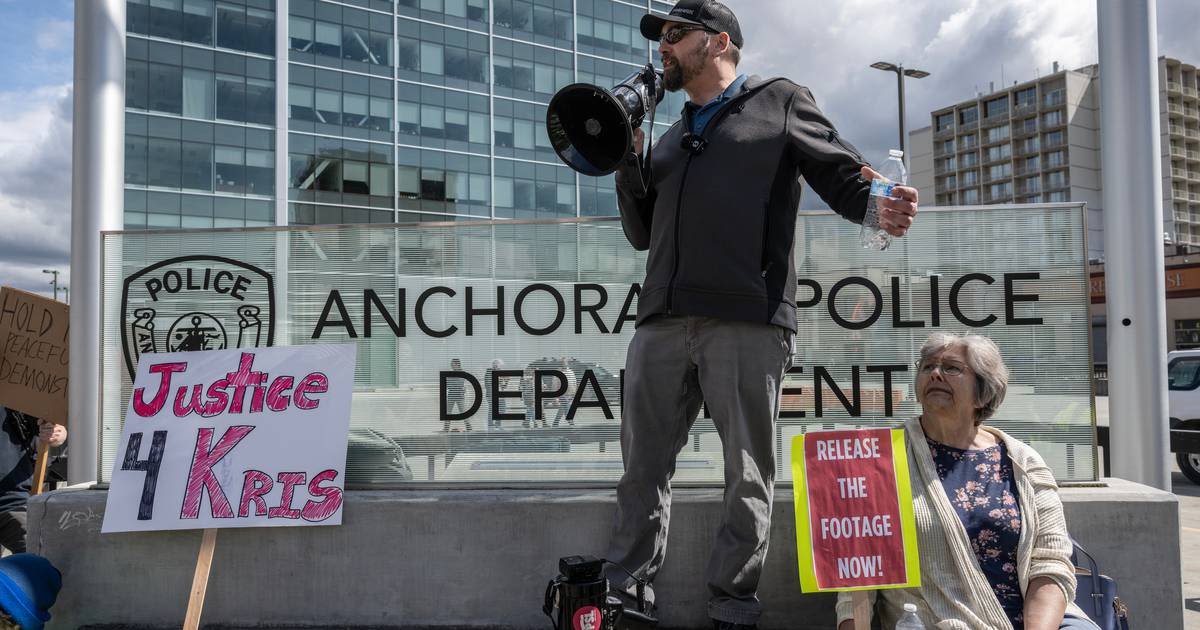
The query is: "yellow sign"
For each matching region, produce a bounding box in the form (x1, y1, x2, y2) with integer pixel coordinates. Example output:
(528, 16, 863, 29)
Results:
(791, 428, 920, 592)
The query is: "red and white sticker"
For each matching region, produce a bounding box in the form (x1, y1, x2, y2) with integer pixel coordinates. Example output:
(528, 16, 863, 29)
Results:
(572, 605, 603, 630)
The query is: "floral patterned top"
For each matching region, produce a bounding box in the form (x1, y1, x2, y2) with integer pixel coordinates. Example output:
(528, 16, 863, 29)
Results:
(927, 437, 1025, 628)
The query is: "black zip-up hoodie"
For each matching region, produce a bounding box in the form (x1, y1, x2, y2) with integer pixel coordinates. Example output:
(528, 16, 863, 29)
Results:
(614, 76, 871, 332)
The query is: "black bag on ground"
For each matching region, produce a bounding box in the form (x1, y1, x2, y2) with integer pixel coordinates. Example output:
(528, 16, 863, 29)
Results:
(1070, 536, 1130, 630)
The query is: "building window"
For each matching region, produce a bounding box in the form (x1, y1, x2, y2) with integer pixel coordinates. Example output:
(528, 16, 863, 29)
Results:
(148, 138, 182, 188)
(147, 63, 184, 114)
(959, 106, 978, 125)
(214, 75, 273, 125)
(989, 163, 1012, 179)
(314, 21, 340, 57)
(1015, 87, 1036, 108)
(962, 188, 980, 204)
(181, 142, 213, 191)
(986, 144, 1011, 162)
(936, 112, 954, 132)
(420, 42, 444, 75)
(398, 0, 488, 25)
(182, 69, 214, 119)
(1042, 110, 1064, 127)
(986, 124, 1009, 143)
(1175, 320, 1200, 351)
(1046, 170, 1068, 188)
(215, 4, 274, 56)
(985, 96, 1009, 118)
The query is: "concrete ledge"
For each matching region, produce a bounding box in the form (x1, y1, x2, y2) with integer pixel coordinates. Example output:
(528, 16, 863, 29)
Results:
(32, 479, 1179, 629)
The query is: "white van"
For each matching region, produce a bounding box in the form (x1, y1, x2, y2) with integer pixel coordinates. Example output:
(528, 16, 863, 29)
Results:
(1167, 349, 1200, 484)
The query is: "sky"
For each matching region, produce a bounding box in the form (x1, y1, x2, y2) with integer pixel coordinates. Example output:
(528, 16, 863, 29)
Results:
(1, 0, 1199, 296)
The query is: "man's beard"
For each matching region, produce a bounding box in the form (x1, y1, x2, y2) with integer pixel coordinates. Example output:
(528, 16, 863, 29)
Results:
(663, 39, 709, 92)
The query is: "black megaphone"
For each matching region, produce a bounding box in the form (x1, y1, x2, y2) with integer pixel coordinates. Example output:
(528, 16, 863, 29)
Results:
(546, 64, 665, 176)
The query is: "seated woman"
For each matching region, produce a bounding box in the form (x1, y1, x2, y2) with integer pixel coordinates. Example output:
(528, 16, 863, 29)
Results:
(837, 332, 1098, 630)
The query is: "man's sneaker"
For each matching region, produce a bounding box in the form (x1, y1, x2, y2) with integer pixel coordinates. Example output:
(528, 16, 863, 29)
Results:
(711, 620, 757, 630)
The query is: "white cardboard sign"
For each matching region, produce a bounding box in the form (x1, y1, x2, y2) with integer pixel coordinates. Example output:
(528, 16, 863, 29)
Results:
(102, 343, 357, 533)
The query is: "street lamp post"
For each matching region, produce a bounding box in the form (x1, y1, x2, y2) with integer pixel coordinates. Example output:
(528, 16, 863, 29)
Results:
(870, 62, 930, 168)
(42, 269, 60, 301)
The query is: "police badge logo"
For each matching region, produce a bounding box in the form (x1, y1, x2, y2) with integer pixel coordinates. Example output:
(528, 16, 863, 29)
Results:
(121, 256, 275, 379)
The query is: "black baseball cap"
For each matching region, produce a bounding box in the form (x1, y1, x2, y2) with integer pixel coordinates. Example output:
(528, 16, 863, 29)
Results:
(640, 0, 744, 49)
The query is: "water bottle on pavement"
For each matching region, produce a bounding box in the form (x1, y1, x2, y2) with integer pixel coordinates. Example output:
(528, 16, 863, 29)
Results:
(860, 149, 907, 251)
(895, 602, 926, 630)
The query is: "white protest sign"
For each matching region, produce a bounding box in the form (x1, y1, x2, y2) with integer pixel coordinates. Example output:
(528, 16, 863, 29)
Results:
(102, 343, 357, 533)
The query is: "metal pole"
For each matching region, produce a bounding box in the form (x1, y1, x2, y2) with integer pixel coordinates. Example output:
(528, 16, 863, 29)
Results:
(69, 0, 125, 485)
(897, 67, 906, 159)
(1098, 0, 1171, 489)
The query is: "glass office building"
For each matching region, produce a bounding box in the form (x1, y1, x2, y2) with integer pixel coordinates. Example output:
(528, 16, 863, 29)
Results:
(121, 0, 689, 230)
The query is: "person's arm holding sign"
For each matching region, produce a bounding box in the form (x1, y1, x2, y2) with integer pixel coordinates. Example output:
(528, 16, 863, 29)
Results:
(37, 420, 66, 449)
(835, 591, 875, 630)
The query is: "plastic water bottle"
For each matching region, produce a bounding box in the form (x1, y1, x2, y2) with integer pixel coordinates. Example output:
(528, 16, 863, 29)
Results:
(895, 602, 926, 630)
(860, 149, 907, 251)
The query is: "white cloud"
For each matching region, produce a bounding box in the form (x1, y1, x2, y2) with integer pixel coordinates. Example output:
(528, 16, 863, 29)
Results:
(35, 19, 72, 51)
(726, 0, 1119, 208)
(0, 83, 72, 296)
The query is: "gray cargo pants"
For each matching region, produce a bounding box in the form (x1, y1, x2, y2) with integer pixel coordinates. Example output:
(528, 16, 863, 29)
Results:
(606, 315, 794, 625)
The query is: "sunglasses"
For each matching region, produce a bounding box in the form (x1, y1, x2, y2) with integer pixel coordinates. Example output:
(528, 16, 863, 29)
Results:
(662, 26, 715, 44)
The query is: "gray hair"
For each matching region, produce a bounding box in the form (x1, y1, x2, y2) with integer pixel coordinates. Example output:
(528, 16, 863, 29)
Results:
(917, 332, 1009, 425)
(702, 32, 740, 67)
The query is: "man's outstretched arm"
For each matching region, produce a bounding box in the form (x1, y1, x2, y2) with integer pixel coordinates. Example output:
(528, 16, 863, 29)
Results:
(787, 85, 918, 236)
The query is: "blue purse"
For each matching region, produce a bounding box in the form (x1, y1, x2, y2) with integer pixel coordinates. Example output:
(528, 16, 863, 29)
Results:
(1070, 537, 1130, 630)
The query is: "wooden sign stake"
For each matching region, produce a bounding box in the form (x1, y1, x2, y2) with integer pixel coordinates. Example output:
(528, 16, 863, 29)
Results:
(183, 528, 219, 630)
(30, 442, 50, 497)
(852, 591, 871, 630)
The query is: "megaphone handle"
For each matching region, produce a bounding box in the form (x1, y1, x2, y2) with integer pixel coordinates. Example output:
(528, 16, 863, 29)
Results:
(639, 64, 658, 190)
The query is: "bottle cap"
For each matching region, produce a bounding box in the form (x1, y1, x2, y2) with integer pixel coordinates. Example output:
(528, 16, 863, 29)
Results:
(889, 149, 904, 158)
(903, 603, 918, 612)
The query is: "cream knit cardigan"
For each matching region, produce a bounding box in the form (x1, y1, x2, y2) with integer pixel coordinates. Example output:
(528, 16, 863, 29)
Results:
(834, 416, 1088, 629)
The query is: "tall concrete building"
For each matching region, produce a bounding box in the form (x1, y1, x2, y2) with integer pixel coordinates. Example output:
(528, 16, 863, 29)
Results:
(909, 58, 1200, 263)
(120, 0, 688, 231)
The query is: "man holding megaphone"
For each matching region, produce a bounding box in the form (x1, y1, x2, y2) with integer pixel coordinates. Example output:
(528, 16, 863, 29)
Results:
(592, 2, 920, 628)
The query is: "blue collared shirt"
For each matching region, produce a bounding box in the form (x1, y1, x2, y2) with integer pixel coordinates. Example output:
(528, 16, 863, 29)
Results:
(684, 73, 748, 136)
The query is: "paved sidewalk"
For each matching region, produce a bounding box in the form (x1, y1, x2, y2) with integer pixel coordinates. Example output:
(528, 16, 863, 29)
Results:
(1177, 470, 1200, 630)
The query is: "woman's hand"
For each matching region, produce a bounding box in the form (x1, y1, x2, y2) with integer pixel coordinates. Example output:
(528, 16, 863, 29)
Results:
(1022, 576, 1068, 630)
